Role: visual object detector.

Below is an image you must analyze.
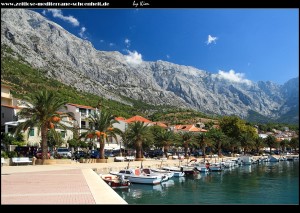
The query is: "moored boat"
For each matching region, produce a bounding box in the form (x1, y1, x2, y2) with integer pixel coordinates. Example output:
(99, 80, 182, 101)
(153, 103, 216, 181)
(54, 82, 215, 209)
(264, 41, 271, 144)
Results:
(100, 174, 130, 189)
(150, 168, 179, 178)
(110, 168, 166, 185)
(161, 165, 196, 176)
(142, 168, 173, 180)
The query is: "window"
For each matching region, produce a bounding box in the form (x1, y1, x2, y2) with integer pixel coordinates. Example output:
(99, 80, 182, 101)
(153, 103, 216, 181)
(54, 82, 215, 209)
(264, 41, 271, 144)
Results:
(29, 128, 34, 136)
(81, 121, 86, 129)
(79, 108, 86, 116)
(61, 131, 66, 138)
(1, 113, 4, 118)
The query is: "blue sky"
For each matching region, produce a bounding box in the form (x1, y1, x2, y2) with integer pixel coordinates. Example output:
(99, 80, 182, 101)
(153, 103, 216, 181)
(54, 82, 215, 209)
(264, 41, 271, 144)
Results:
(33, 8, 298, 85)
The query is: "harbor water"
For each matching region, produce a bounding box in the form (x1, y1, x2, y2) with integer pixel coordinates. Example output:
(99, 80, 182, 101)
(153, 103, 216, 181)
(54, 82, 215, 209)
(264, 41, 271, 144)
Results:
(114, 160, 299, 205)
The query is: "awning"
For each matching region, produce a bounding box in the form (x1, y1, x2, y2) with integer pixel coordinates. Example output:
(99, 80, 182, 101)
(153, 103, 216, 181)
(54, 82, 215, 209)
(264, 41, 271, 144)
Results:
(4, 119, 27, 126)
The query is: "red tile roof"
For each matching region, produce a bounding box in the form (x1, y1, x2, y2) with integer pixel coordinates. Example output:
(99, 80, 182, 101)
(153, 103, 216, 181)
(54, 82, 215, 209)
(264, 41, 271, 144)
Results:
(126, 115, 152, 123)
(66, 103, 96, 110)
(1, 84, 11, 89)
(174, 124, 207, 132)
(151, 122, 168, 128)
(1, 104, 22, 109)
(115, 117, 127, 121)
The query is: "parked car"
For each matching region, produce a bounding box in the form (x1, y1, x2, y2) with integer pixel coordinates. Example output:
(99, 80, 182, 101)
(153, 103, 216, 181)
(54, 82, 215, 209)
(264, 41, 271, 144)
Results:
(105, 150, 115, 157)
(90, 150, 100, 158)
(55, 147, 72, 159)
(192, 150, 203, 157)
(35, 149, 51, 159)
(72, 151, 88, 160)
(147, 150, 164, 158)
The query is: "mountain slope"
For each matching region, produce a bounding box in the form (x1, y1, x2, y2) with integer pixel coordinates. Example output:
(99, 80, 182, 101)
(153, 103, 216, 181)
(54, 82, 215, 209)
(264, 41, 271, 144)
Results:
(1, 9, 298, 123)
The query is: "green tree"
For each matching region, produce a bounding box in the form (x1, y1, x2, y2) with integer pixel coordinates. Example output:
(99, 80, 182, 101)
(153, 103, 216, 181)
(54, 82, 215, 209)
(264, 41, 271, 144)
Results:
(68, 124, 88, 151)
(205, 121, 215, 130)
(279, 139, 289, 153)
(175, 132, 195, 158)
(0, 133, 14, 151)
(152, 126, 174, 157)
(254, 136, 265, 154)
(126, 121, 153, 159)
(264, 135, 277, 154)
(207, 128, 226, 157)
(47, 130, 64, 149)
(239, 132, 255, 154)
(15, 90, 74, 160)
(85, 109, 121, 159)
(289, 137, 299, 153)
(119, 129, 132, 156)
(219, 116, 245, 140)
(194, 132, 209, 159)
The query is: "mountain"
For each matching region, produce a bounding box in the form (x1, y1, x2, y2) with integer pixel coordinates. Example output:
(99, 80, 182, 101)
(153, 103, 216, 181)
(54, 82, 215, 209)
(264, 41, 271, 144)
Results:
(1, 9, 298, 124)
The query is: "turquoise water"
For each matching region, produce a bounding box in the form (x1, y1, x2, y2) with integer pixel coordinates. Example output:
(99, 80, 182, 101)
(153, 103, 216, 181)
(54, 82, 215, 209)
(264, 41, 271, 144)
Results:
(114, 161, 299, 205)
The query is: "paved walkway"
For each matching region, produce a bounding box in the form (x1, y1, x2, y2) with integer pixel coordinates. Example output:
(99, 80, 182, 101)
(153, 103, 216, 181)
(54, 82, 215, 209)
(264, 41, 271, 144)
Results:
(1, 158, 181, 205)
(2, 156, 267, 204)
(1, 163, 130, 205)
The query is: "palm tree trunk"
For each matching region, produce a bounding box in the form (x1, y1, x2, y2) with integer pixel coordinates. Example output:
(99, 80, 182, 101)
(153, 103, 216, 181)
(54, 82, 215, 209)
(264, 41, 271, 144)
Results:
(184, 146, 188, 158)
(136, 140, 142, 158)
(41, 125, 48, 160)
(99, 138, 105, 159)
(202, 146, 206, 159)
(164, 145, 169, 158)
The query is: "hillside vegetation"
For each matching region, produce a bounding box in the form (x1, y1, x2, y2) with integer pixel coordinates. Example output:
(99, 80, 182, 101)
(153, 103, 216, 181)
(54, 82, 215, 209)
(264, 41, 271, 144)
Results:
(1, 50, 217, 125)
(1, 45, 298, 128)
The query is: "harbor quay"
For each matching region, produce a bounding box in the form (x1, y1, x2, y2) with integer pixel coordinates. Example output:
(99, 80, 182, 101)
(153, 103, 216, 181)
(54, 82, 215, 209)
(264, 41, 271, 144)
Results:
(1, 158, 186, 205)
(1, 155, 292, 205)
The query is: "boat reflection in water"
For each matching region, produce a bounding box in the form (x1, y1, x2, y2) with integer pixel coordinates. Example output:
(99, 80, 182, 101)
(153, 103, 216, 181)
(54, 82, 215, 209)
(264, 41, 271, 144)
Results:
(116, 179, 175, 199)
(178, 177, 186, 183)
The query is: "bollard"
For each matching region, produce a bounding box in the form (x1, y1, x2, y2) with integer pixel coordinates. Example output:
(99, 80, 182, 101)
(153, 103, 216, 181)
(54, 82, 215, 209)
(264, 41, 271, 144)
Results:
(32, 157, 37, 166)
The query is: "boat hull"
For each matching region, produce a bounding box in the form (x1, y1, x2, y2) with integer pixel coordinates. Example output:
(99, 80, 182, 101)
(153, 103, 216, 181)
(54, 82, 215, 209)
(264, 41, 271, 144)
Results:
(128, 176, 162, 185)
(101, 174, 130, 189)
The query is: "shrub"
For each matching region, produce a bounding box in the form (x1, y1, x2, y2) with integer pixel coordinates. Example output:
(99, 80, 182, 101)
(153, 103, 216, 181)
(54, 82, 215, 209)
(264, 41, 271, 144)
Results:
(7, 151, 17, 158)
(1, 151, 8, 158)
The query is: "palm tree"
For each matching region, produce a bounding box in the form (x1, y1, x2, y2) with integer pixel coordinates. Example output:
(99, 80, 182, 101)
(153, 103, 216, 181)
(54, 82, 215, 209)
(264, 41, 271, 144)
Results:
(127, 121, 153, 159)
(279, 139, 289, 153)
(15, 90, 74, 160)
(264, 135, 277, 154)
(84, 109, 121, 159)
(254, 136, 265, 155)
(152, 127, 174, 157)
(119, 129, 131, 156)
(225, 137, 240, 156)
(207, 128, 226, 157)
(239, 132, 255, 154)
(289, 137, 299, 153)
(195, 132, 208, 159)
(175, 132, 195, 158)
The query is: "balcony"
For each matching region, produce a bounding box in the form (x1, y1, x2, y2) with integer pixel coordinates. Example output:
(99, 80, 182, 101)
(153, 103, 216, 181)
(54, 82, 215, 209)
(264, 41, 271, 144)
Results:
(1, 92, 13, 99)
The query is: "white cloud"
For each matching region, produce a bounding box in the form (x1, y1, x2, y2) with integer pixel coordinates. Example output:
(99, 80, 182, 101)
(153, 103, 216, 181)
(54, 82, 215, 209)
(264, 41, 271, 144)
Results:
(125, 50, 143, 65)
(213, 69, 252, 84)
(166, 54, 170, 59)
(100, 39, 104, 43)
(47, 9, 80, 26)
(125, 38, 131, 48)
(79, 27, 87, 39)
(42, 10, 46, 15)
(206, 35, 218, 45)
(109, 43, 115, 46)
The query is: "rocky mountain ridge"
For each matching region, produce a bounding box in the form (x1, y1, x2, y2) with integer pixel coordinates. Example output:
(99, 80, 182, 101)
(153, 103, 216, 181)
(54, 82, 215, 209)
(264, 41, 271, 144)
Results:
(1, 9, 298, 123)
